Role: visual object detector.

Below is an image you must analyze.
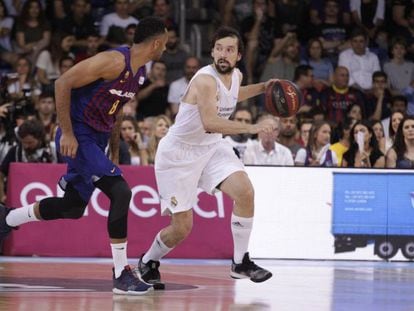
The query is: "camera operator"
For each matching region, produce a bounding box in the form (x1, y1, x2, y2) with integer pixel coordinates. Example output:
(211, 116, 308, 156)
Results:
(0, 119, 57, 202)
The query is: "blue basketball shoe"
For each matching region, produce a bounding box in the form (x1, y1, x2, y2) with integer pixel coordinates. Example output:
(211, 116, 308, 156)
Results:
(113, 265, 153, 295)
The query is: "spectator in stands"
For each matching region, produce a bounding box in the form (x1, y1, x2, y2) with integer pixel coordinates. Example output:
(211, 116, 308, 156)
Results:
(370, 119, 386, 154)
(240, 0, 277, 83)
(136, 60, 169, 118)
(384, 37, 414, 93)
(391, 0, 411, 28)
(36, 31, 75, 93)
(74, 32, 100, 63)
(342, 119, 385, 168)
(129, 0, 152, 20)
(224, 107, 254, 161)
(34, 92, 56, 143)
(319, 66, 366, 125)
(99, 0, 138, 40)
(346, 102, 363, 121)
(386, 115, 414, 168)
(152, 0, 176, 28)
(138, 116, 154, 149)
(0, 119, 56, 202)
(309, 0, 351, 26)
(244, 114, 293, 166)
(160, 25, 189, 83)
(60, 0, 95, 48)
(293, 65, 320, 114)
(330, 117, 356, 166)
(365, 71, 392, 121)
(301, 38, 334, 89)
(59, 56, 75, 75)
(295, 120, 337, 166)
(0, 0, 17, 66)
(382, 95, 408, 138)
(6, 56, 41, 102)
(120, 115, 146, 166)
(146, 114, 171, 165)
(167, 56, 200, 117)
(15, 0, 51, 64)
(124, 23, 137, 47)
(350, 0, 385, 39)
(273, 0, 308, 41)
(311, 0, 350, 66)
(386, 110, 405, 152)
(0, 119, 14, 164)
(338, 27, 380, 90)
(278, 115, 302, 160)
(260, 33, 300, 82)
(396, 5, 414, 61)
(298, 118, 313, 147)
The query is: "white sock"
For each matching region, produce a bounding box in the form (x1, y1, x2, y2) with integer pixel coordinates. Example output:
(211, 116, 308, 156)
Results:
(231, 213, 253, 264)
(143, 232, 172, 263)
(6, 203, 39, 227)
(111, 242, 128, 278)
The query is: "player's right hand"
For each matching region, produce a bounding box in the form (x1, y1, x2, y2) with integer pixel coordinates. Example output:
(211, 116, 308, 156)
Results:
(249, 119, 276, 134)
(60, 133, 78, 158)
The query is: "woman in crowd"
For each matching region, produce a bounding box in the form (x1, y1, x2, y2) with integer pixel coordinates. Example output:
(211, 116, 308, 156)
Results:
(385, 110, 404, 152)
(370, 119, 386, 154)
(146, 114, 171, 165)
(295, 120, 338, 167)
(120, 115, 147, 166)
(7, 56, 41, 102)
(342, 120, 385, 168)
(330, 118, 356, 167)
(386, 116, 414, 168)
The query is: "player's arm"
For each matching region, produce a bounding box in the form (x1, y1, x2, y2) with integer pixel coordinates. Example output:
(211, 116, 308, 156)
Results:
(55, 51, 124, 158)
(109, 109, 123, 165)
(196, 75, 273, 135)
(238, 72, 277, 102)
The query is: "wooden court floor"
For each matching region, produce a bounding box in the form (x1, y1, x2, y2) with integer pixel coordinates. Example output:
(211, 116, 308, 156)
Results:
(1, 257, 414, 311)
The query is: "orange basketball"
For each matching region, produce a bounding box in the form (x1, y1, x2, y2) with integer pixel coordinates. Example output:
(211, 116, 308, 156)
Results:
(264, 80, 301, 117)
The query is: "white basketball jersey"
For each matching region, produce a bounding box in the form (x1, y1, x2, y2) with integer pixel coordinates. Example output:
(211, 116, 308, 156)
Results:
(168, 65, 241, 145)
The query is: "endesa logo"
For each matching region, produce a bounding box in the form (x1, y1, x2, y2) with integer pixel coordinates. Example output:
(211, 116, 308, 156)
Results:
(19, 182, 227, 219)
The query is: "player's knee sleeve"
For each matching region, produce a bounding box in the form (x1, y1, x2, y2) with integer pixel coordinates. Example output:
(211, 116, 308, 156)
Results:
(94, 176, 132, 239)
(39, 185, 88, 220)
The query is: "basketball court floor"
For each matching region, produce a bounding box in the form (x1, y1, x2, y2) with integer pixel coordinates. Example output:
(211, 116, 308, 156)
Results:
(1, 257, 413, 311)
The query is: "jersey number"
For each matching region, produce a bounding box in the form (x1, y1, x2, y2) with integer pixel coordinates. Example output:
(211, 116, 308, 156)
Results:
(108, 100, 120, 115)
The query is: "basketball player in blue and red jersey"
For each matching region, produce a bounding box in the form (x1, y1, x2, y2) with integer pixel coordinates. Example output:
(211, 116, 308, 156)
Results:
(0, 17, 168, 295)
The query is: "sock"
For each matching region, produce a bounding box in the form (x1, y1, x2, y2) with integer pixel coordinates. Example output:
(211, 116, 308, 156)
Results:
(6, 203, 39, 227)
(111, 242, 128, 278)
(143, 232, 172, 263)
(231, 213, 253, 264)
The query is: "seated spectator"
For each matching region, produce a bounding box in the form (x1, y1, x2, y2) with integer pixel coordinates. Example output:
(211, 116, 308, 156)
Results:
(342, 119, 385, 168)
(124, 23, 136, 47)
(99, 0, 138, 41)
(0, 0, 17, 66)
(293, 65, 320, 114)
(36, 31, 75, 93)
(59, 56, 75, 75)
(278, 115, 302, 160)
(319, 66, 366, 126)
(120, 115, 146, 166)
(330, 117, 356, 166)
(310, 0, 351, 26)
(273, 0, 308, 40)
(385, 110, 405, 152)
(244, 114, 293, 166)
(346, 103, 363, 122)
(395, 5, 414, 61)
(14, 0, 51, 64)
(160, 25, 189, 83)
(301, 38, 334, 88)
(136, 60, 169, 118)
(151, 0, 176, 28)
(338, 27, 380, 91)
(370, 119, 386, 154)
(260, 33, 300, 82)
(34, 92, 56, 143)
(167, 56, 200, 118)
(146, 114, 171, 165)
(350, 0, 385, 39)
(365, 71, 392, 121)
(224, 107, 255, 161)
(298, 118, 313, 147)
(382, 95, 408, 138)
(295, 120, 337, 166)
(0, 118, 56, 201)
(386, 115, 414, 168)
(74, 32, 100, 63)
(6, 56, 41, 103)
(383, 37, 414, 93)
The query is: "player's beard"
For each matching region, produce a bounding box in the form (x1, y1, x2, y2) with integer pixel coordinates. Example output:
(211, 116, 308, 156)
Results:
(214, 59, 234, 74)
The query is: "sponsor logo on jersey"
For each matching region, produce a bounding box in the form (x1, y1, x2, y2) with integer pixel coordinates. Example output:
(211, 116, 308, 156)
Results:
(109, 89, 136, 98)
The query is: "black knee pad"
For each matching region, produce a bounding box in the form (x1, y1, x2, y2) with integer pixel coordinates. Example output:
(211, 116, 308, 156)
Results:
(94, 175, 132, 239)
(39, 184, 88, 220)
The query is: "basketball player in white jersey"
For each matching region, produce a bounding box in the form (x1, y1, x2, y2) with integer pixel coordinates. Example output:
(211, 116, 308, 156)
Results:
(138, 26, 276, 287)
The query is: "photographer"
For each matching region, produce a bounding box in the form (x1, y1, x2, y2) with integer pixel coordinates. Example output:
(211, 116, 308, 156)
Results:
(0, 119, 57, 202)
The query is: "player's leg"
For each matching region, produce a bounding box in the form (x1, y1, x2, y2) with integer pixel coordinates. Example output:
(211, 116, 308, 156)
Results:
(219, 171, 272, 283)
(138, 209, 193, 288)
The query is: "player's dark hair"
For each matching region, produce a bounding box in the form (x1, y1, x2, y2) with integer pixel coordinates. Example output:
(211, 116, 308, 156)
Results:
(133, 16, 166, 44)
(211, 26, 244, 55)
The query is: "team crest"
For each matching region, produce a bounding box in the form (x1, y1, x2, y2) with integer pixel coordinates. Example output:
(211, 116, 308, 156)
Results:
(170, 196, 178, 207)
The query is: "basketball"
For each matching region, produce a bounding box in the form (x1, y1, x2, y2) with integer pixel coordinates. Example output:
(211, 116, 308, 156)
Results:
(264, 80, 301, 117)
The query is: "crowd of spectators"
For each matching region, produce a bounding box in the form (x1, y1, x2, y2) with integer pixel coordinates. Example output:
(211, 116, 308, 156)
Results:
(1, 0, 414, 202)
